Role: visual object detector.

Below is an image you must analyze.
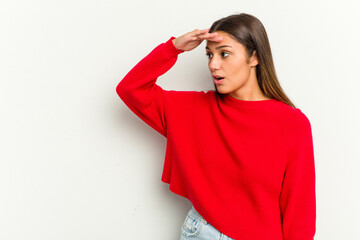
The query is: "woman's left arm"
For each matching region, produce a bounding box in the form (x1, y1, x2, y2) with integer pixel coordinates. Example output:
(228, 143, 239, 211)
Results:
(279, 110, 316, 240)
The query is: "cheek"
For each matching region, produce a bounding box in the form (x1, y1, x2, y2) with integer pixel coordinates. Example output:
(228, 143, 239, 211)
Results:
(227, 59, 246, 77)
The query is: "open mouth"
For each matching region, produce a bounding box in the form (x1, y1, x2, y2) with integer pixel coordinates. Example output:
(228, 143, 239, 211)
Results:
(213, 75, 224, 80)
(213, 76, 225, 84)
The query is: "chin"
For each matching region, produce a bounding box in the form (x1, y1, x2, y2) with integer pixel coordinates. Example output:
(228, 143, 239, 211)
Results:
(215, 86, 229, 95)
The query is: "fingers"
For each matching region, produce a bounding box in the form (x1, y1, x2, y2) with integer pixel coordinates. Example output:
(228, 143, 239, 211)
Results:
(192, 28, 209, 35)
(188, 28, 223, 42)
(198, 32, 223, 42)
(199, 32, 217, 39)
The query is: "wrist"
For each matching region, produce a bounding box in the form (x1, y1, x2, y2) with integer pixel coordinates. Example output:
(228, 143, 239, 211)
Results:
(172, 38, 184, 52)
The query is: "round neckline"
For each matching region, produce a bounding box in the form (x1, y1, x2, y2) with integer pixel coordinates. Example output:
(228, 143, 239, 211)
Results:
(221, 93, 278, 109)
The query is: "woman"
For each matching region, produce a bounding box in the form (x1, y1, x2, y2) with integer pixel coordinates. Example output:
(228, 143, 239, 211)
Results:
(116, 13, 316, 240)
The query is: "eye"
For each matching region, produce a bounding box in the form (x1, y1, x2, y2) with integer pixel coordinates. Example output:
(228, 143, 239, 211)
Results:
(221, 51, 229, 58)
(205, 52, 213, 59)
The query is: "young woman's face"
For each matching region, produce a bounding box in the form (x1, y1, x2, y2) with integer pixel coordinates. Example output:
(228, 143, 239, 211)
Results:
(205, 31, 258, 95)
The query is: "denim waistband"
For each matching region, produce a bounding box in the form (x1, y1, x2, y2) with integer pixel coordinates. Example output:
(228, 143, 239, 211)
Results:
(190, 206, 208, 224)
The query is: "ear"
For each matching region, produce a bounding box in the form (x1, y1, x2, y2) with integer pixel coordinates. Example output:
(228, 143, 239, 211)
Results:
(250, 50, 258, 67)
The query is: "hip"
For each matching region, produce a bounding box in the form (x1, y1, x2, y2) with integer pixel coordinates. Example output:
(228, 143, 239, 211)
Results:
(179, 206, 235, 240)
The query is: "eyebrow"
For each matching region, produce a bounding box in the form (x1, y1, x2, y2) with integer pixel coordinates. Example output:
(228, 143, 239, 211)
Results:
(205, 45, 232, 50)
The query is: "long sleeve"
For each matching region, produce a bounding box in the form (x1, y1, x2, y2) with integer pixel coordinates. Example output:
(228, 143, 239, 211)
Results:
(116, 36, 184, 137)
(279, 110, 316, 240)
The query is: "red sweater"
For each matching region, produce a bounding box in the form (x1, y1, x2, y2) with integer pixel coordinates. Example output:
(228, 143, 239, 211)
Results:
(116, 36, 316, 240)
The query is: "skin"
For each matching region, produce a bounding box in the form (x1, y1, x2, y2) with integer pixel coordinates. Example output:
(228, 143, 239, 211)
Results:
(172, 29, 272, 101)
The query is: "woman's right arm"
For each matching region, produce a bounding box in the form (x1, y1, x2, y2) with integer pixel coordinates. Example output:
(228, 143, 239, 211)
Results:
(116, 29, 222, 137)
(116, 36, 183, 137)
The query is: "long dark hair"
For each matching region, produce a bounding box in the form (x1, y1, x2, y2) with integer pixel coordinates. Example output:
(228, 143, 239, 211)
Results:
(209, 13, 296, 108)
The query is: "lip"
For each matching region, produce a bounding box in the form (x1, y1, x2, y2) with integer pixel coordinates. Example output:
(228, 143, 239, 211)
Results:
(212, 74, 224, 78)
(213, 77, 225, 85)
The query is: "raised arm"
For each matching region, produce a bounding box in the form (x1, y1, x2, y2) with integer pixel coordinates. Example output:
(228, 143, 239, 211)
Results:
(116, 29, 222, 137)
(116, 36, 183, 137)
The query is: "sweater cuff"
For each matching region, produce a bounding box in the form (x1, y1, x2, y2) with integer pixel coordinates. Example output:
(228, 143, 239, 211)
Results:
(167, 36, 185, 54)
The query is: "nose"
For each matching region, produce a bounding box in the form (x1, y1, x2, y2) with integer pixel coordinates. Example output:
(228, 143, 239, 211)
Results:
(209, 56, 221, 71)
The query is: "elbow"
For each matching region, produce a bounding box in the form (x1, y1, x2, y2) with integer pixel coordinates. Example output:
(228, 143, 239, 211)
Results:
(116, 81, 122, 96)
(116, 78, 136, 104)
(116, 79, 127, 100)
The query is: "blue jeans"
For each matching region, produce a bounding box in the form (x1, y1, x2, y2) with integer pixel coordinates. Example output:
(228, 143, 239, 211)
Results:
(180, 206, 235, 240)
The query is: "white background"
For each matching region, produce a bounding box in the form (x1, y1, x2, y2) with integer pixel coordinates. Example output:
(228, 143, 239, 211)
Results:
(1, 0, 359, 239)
